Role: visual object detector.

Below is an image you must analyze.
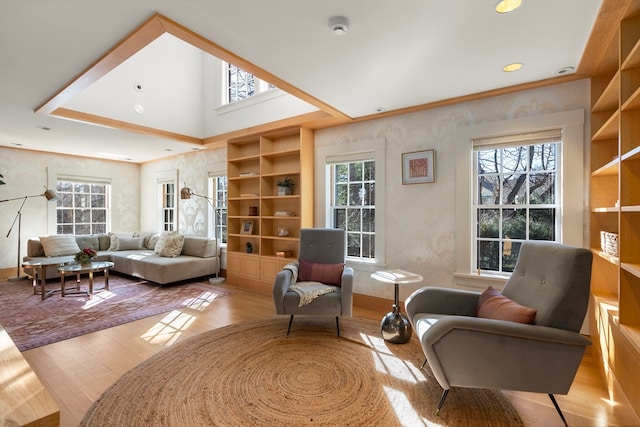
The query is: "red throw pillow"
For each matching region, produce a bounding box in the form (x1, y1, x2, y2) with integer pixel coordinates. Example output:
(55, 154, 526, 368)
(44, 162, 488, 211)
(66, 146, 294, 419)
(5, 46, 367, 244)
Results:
(477, 286, 537, 324)
(298, 259, 344, 286)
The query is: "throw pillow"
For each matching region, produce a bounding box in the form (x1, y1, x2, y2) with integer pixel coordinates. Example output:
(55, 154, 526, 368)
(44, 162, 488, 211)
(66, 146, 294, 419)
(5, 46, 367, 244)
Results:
(477, 286, 537, 324)
(155, 231, 185, 258)
(115, 236, 144, 250)
(146, 233, 160, 250)
(476, 285, 501, 314)
(297, 259, 344, 286)
(108, 232, 134, 250)
(75, 235, 100, 251)
(39, 235, 81, 257)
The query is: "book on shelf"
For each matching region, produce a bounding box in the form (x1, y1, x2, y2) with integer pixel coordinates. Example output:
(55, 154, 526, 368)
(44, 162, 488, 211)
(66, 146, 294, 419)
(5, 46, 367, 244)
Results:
(375, 269, 421, 281)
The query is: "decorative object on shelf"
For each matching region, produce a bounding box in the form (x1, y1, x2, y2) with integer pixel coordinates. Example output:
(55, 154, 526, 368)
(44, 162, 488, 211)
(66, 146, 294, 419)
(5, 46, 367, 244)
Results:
(248, 206, 258, 216)
(600, 231, 619, 257)
(402, 149, 436, 184)
(276, 250, 292, 258)
(278, 227, 289, 237)
(274, 211, 295, 217)
(245, 242, 253, 253)
(276, 177, 294, 195)
(74, 248, 97, 266)
(241, 221, 254, 235)
(0, 187, 58, 281)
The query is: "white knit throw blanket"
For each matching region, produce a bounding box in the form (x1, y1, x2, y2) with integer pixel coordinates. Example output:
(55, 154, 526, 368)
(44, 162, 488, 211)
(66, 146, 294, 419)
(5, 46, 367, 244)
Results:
(284, 262, 338, 307)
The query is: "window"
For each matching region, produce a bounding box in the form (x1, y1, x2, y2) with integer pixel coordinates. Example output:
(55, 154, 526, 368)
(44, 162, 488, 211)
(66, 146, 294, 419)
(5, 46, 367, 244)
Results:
(160, 182, 176, 231)
(317, 138, 386, 266)
(330, 160, 376, 259)
(56, 180, 109, 235)
(226, 63, 275, 104)
(474, 130, 560, 273)
(211, 175, 227, 243)
(454, 109, 584, 287)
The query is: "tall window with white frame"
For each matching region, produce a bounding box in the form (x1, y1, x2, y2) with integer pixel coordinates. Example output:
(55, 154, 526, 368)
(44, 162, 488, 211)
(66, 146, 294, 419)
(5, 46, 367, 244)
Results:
(161, 182, 176, 231)
(56, 180, 109, 235)
(473, 130, 561, 273)
(330, 160, 375, 260)
(212, 175, 227, 244)
(226, 63, 275, 104)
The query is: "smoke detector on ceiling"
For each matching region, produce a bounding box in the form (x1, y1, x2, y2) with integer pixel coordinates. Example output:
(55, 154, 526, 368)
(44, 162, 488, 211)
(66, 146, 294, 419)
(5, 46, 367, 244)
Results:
(328, 16, 349, 35)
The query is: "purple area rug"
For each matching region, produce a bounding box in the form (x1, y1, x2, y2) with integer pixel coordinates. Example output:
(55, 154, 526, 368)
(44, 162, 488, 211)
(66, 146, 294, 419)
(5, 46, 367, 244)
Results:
(0, 274, 230, 351)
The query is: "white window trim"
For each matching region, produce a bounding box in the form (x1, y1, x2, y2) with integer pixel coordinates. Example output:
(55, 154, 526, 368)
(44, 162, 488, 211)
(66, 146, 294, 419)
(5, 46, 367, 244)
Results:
(454, 109, 585, 289)
(315, 138, 386, 269)
(156, 169, 178, 233)
(47, 168, 112, 235)
(208, 169, 227, 246)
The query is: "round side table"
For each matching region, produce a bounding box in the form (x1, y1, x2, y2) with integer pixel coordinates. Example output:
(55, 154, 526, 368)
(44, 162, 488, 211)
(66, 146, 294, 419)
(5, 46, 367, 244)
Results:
(371, 270, 423, 344)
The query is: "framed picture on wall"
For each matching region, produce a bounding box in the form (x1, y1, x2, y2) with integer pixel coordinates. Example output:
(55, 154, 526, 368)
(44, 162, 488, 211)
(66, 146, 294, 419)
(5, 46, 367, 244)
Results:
(240, 221, 254, 235)
(402, 149, 436, 184)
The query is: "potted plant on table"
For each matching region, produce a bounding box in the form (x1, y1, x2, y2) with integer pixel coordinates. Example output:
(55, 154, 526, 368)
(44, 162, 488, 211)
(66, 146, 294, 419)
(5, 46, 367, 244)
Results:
(276, 177, 294, 196)
(75, 248, 97, 266)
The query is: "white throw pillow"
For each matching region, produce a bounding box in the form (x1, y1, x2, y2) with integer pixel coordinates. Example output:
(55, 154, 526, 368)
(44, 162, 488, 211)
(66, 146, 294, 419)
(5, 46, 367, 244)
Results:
(155, 231, 185, 258)
(39, 235, 81, 257)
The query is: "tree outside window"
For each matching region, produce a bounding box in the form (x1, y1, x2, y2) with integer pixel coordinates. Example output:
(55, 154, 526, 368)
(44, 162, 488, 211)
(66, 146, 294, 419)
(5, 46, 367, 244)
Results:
(56, 181, 109, 234)
(331, 160, 375, 259)
(475, 142, 558, 272)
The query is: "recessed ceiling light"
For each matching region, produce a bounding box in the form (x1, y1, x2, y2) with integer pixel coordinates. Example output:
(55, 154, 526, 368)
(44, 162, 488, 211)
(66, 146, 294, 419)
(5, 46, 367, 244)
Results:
(37, 125, 51, 131)
(495, 0, 523, 14)
(328, 16, 349, 35)
(11, 142, 23, 146)
(375, 107, 386, 113)
(134, 82, 143, 91)
(165, 148, 172, 152)
(134, 104, 144, 113)
(503, 63, 523, 72)
(557, 66, 575, 75)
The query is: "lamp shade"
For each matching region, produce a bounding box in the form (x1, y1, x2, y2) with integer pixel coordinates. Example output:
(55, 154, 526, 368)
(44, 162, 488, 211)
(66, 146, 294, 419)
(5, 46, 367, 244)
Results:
(180, 186, 192, 200)
(44, 189, 58, 201)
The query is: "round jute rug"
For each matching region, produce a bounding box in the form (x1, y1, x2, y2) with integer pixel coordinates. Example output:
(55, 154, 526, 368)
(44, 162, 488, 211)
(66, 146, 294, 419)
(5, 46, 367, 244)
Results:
(81, 317, 523, 426)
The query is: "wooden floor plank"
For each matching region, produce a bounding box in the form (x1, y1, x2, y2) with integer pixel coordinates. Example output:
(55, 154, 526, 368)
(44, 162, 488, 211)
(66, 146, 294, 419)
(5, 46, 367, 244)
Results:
(18, 283, 619, 427)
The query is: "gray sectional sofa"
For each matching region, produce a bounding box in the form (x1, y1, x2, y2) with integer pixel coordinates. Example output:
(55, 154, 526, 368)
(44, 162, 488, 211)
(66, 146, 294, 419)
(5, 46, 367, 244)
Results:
(23, 232, 220, 285)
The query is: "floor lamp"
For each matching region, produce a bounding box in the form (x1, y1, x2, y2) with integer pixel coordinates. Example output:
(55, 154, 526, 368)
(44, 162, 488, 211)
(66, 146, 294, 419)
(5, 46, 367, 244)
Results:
(180, 184, 225, 285)
(1, 188, 58, 281)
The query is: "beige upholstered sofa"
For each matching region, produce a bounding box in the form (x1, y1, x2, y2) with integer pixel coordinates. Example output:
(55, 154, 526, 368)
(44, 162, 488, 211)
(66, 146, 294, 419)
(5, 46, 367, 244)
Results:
(23, 232, 220, 285)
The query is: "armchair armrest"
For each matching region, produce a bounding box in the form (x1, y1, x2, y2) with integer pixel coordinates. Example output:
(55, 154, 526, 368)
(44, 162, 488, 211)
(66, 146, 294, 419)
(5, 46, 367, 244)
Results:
(340, 266, 354, 317)
(273, 269, 293, 315)
(406, 287, 480, 323)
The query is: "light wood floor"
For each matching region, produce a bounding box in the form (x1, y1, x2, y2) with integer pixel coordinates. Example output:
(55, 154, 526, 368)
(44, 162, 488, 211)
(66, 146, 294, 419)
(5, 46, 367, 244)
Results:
(20, 283, 619, 427)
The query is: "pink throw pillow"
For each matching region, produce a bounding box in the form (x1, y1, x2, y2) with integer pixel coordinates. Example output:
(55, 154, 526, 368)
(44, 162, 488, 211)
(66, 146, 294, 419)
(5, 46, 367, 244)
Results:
(477, 286, 537, 324)
(298, 259, 344, 286)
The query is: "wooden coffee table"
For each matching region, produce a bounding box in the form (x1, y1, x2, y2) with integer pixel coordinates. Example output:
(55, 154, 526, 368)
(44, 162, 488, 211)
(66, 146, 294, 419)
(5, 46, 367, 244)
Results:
(58, 261, 114, 299)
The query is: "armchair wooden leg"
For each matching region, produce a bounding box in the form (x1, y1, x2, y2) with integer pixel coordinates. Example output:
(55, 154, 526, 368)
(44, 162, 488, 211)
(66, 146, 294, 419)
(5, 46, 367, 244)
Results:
(287, 315, 294, 336)
(436, 389, 449, 415)
(548, 394, 568, 426)
(336, 316, 340, 337)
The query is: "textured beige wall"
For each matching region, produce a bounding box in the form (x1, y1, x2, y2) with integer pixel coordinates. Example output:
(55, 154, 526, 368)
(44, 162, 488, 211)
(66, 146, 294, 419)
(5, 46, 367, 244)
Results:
(315, 79, 590, 300)
(0, 149, 139, 270)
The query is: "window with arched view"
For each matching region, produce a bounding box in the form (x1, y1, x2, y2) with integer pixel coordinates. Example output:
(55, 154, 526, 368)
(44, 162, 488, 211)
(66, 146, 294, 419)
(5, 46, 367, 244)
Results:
(474, 130, 560, 273)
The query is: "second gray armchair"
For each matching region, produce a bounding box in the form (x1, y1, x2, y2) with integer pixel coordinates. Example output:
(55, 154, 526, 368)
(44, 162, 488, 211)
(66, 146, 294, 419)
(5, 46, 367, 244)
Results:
(272, 228, 354, 336)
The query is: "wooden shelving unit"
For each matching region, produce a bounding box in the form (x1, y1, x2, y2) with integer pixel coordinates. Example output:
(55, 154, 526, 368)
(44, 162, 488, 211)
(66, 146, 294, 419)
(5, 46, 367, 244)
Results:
(589, 9, 640, 426)
(225, 127, 314, 293)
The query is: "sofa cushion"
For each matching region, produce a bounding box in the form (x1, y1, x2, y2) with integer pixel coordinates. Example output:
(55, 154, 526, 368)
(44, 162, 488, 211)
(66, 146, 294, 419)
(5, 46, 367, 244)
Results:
(477, 286, 537, 324)
(76, 235, 100, 251)
(298, 259, 344, 286)
(155, 231, 185, 258)
(39, 235, 81, 257)
(181, 236, 217, 258)
(145, 233, 160, 250)
(97, 234, 111, 250)
(115, 236, 144, 250)
(108, 232, 134, 250)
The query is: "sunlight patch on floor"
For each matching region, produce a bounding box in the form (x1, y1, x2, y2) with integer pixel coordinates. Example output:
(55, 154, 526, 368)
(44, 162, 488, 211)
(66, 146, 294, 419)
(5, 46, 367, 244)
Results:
(81, 290, 116, 309)
(359, 332, 426, 384)
(182, 291, 219, 311)
(140, 310, 196, 346)
(383, 386, 437, 427)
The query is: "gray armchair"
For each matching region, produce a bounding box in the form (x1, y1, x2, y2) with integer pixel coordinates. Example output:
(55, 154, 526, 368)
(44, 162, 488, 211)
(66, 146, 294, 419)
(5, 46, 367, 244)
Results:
(405, 241, 592, 426)
(273, 228, 354, 336)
